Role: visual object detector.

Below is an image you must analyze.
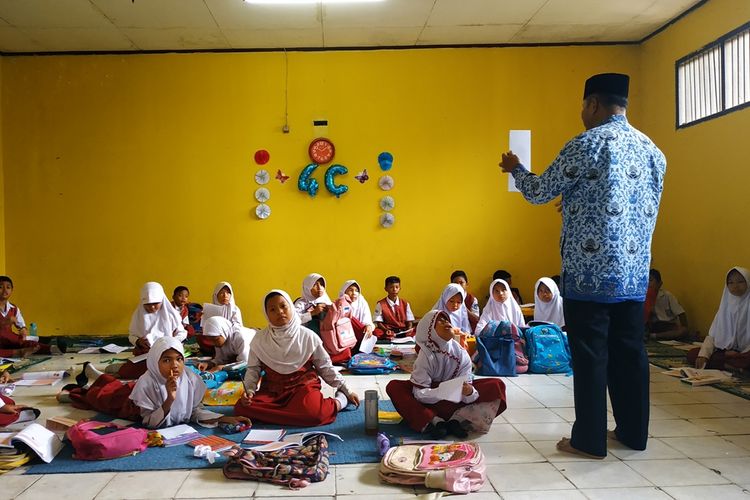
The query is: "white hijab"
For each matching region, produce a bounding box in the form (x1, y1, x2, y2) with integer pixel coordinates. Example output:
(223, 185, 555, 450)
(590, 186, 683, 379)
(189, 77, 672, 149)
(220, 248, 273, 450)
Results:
(432, 283, 471, 333)
(211, 281, 244, 326)
(412, 310, 472, 385)
(339, 279, 374, 326)
(129, 336, 206, 427)
(480, 279, 525, 327)
(533, 277, 565, 327)
(709, 267, 750, 351)
(129, 282, 183, 340)
(251, 290, 322, 375)
(202, 316, 251, 365)
(301, 273, 333, 306)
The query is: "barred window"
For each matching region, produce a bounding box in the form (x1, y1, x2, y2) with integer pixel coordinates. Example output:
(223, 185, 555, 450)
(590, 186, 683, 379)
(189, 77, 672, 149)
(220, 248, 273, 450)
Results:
(677, 22, 750, 128)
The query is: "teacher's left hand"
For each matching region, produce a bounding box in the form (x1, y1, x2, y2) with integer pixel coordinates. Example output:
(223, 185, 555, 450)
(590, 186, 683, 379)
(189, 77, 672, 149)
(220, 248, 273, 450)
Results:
(499, 151, 520, 173)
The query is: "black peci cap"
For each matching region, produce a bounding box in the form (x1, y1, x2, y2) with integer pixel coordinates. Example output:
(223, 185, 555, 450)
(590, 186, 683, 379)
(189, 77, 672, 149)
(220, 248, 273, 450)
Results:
(583, 73, 629, 100)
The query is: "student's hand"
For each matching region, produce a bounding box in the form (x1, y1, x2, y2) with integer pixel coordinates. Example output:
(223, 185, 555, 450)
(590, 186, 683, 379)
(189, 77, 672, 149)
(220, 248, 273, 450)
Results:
(197, 362, 209, 372)
(0, 404, 28, 414)
(239, 393, 253, 407)
(20, 345, 39, 358)
(311, 303, 327, 316)
(696, 356, 708, 369)
(725, 350, 739, 358)
(462, 383, 474, 396)
(347, 392, 360, 408)
(210, 365, 224, 373)
(384, 329, 395, 339)
(364, 325, 375, 337)
(136, 338, 150, 351)
(499, 151, 520, 173)
(0, 371, 11, 384)
(218, 415, 252, 426)
(450, 326, 462, 337)
(165, 375, 178, 402)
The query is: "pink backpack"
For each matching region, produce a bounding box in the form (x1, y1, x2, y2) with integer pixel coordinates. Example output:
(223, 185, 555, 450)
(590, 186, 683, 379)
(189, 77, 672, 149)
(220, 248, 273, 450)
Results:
(319, 296, 357, 356)
(379, 442, 486, 493)
(67, 421, 148, 460)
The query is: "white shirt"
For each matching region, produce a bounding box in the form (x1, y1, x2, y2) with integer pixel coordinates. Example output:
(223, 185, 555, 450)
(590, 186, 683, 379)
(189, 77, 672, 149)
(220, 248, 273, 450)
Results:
(652, 289, 685, 323)
(0, 301, 25, 329)
(373, 297, 415, 322)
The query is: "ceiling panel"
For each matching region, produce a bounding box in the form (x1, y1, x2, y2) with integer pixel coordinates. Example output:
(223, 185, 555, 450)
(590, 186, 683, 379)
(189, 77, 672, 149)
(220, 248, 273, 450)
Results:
(529, 0, 656, 25)
(206, 0, 320, 31)
(427, 0, 546, 27)
(20, 27, 136, 52)
(511, 24, 616, 44)
(418, 24, 523, 46)
(324, 26, 421, 47)
(0, 0, 112, 28)
(223, 28, 323, 49)
(92, 0, 218, 29)
(120, 27, 229, 51)
(322, 0, 434, 28)
(0, 26, 44, 52)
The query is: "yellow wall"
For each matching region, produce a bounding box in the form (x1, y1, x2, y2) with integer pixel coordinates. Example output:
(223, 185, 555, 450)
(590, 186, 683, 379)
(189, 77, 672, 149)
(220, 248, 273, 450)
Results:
(641, 0, 750, 336)
(1, 46, 640, 334)
(0, 58, 4, 275)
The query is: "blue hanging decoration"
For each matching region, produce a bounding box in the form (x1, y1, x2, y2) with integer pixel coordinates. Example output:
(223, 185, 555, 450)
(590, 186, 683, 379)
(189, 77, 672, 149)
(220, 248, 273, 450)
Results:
(378, 152, 394, 171)
(324, 164, 349, 198)
(298, 163, 320, 197)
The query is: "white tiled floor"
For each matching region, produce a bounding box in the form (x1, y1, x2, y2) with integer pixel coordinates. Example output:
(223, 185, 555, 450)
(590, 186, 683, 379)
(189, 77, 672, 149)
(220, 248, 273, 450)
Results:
(3, 354, 750, 499)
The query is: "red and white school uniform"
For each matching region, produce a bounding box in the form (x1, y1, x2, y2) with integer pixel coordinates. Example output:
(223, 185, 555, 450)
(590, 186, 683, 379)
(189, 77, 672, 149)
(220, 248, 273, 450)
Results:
(234, 290, 352, 426)
(475, 279, 526, 335)
(387, 310, 506, 433)
(432, 284, 472, 334)
(202, 316, 253, 366)
(293, 273, 333, 325)
(171, 301, 195, 337)
(373, 296, 415, 338)
(0, 302, 40, 357)
(533, 277, 566, 327)
(338, 279, 375, 346)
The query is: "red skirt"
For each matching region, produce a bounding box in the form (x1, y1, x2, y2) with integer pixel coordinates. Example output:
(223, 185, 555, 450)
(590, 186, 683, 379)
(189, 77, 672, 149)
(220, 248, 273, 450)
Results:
(234, 361, 338, 427)
(69, 374, 141, 421)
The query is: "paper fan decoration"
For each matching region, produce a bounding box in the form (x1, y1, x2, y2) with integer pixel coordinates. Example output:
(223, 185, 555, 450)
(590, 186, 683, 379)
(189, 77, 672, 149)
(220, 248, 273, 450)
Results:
(379, 212, 395, 228)
(255, 187, 270, 203)
(379, 196, 395, 211)
(378, 175, 394, 191)
(255, 204, 271, 220)
(255, 169, 270, 185)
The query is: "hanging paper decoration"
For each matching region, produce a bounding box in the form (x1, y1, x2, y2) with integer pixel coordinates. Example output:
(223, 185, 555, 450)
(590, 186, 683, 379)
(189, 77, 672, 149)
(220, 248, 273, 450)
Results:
(379, 196, 394, 211)
(378, 152, 393, 171)
(254, 150, 270, 165)
(275, 169, 290, 184)
(324, 164, 349, 198)
(378, 175, 394, 191)
(298, 163, 320, 197)
(379, 212, 395, 228)
(309, 138, 335, 164)
(255, 204, 271, 220)
(255, 169, 270, 185)
(355, 169, 369, 184)
(254, 187, 270, 203)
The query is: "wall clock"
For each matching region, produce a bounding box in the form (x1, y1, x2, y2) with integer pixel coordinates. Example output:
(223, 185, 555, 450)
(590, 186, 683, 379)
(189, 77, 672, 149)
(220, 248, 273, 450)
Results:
(308, 138, 335, 164)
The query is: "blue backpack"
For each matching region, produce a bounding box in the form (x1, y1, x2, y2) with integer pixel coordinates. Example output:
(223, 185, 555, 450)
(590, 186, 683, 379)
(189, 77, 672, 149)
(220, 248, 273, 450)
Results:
(473, 320, 526, 377)
(347, 353, 398, 375)
(523, 322, 572, 374)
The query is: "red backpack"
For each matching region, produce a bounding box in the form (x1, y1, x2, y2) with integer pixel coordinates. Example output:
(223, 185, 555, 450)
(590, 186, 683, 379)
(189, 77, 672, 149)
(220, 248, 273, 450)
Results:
(319, 296, 357, 357)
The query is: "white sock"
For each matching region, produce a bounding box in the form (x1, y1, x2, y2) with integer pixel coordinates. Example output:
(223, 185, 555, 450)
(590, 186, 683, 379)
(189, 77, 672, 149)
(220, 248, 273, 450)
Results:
(85, 363, 104, 381)
(431, 416, 444, 426)
(334, 391, 348, 410)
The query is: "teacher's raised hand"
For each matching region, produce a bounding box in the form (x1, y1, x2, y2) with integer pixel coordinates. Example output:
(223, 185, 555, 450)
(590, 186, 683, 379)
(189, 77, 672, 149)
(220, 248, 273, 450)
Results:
(499, 151, 520, 173)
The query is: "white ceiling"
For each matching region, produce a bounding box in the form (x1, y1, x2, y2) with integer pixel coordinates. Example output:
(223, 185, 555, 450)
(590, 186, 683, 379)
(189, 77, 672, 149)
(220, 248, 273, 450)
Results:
(0, 0, 705, 53)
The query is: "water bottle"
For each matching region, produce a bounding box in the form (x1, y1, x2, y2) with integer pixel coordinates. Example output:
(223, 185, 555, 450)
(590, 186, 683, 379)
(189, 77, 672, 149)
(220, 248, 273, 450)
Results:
(29, 323, 37, 338)
(364, 390, 379, 435)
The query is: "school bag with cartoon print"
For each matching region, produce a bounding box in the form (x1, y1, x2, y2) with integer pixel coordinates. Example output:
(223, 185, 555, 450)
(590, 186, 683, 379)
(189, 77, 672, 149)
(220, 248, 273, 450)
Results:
(319, 296, 357, 356)
(379, 442, 486, 493)
(347, 353, 398, 375)
(523, 322, 572, 374)
(223, 434, 330, 489)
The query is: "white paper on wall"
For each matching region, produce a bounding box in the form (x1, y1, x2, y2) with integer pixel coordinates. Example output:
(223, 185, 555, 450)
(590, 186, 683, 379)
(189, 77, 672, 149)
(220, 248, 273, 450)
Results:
(508, 130, 531, 192)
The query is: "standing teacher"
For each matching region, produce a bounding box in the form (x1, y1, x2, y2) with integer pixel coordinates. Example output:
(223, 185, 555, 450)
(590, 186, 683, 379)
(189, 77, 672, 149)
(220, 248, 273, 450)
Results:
(499, 73, 666, 459)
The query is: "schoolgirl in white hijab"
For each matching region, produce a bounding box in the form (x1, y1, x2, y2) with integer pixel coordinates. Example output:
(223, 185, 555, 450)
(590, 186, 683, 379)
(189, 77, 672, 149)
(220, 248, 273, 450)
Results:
(339, 279, 375, 333)
(294, 273, 333, 325)
(475, 279, 526, 335)
(533, 277, 566, 327)
(128, 282, 186, 350)
(696, 267, 750, 367)
(239, 290, 357, 416)
(128, 336, 248, 429)
(432, 283, 472, 334)
(200, 316, 253, 369)
(210, 281, 244, 328)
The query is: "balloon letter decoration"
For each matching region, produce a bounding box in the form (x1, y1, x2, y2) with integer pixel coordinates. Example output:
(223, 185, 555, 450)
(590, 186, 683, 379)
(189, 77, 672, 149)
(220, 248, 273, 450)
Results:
(298, 163, 320, 197)
(324, 164, 349, 198)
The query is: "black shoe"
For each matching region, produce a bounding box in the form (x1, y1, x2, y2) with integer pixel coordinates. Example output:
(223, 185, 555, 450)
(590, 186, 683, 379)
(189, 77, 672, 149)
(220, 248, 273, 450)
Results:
(446, 419, 468, 439)
(61, 383, 79, 392)
(75, 362, 90, 387)
(425, 421, 448, 440)
(56, 337, 68, 354)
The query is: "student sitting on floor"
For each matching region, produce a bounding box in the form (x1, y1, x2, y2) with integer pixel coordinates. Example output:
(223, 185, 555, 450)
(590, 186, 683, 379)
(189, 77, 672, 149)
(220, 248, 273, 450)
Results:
(475, 279, 526, 334)
(433, 283, 472, 339)
(118, 282, 187, 379)
(171, 285, 194, 337)
(534, 277, 566, 328)
(688, 266, 750, 371)
(339, 279, 375, 346)
(386, 310, 506, 438)
(493, 270, 523, 305)
(210, 281, 244, 330)
(646, 269, 690, 341)
(235, 290, 359, 426)
(373, 276, 415, 340)
(451, 270, 480, 333)
(63, 337, 249, 428)
(196, 316, 253, 373)
(293, 273, 333, 335)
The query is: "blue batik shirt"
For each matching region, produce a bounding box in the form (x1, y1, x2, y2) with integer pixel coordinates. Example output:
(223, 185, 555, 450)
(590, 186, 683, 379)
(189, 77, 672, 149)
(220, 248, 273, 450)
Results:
(512, 114, 666, 303)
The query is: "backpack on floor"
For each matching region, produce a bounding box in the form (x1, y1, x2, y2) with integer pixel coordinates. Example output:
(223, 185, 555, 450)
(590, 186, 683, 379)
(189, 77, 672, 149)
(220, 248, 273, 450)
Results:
(67, 421, 149, 460)
(523, 322, 572, 374)
(223, 434, 330, 489)
(347, 352, 398, 375)
(474, 321, 528, 376)
(379, 442, 486, 493)
(319, 296, 357, 356)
